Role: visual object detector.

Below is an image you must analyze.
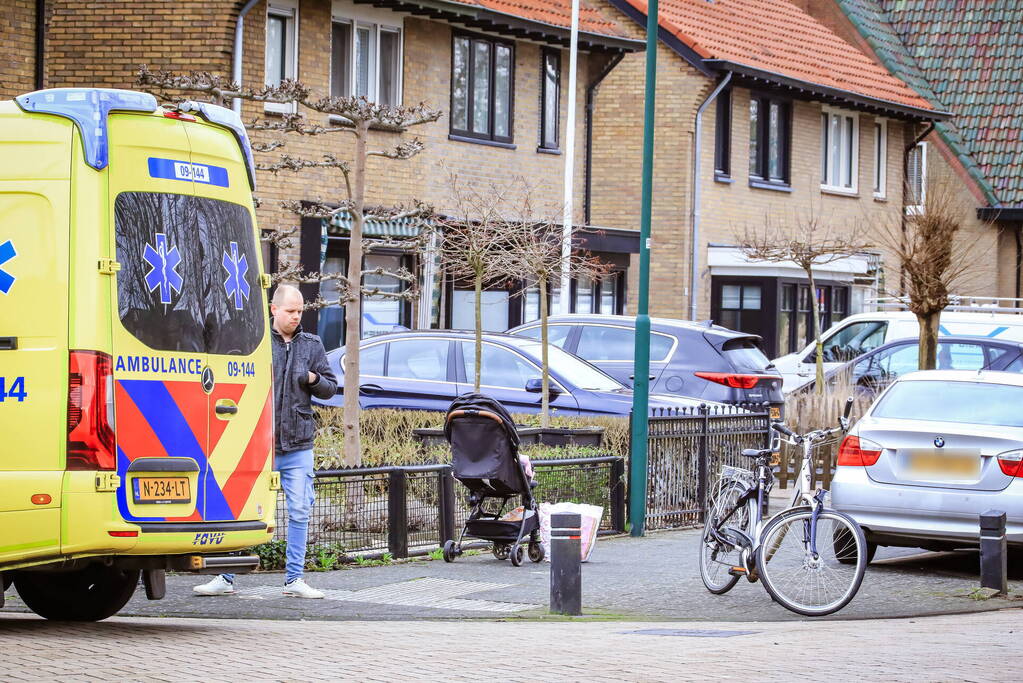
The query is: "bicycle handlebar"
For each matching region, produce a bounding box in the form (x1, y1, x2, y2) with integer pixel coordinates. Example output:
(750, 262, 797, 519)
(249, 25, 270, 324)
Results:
(772, 396, 854, 445)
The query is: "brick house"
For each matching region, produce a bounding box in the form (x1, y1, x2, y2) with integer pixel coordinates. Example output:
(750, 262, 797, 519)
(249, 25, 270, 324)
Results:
(1, 0, 642, 350)
(802, 0, 1023, 307)
(589, 0, 948, 359)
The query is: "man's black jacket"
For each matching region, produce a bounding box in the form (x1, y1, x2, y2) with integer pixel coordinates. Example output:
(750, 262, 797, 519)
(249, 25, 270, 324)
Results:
(272, 325, 337, 455)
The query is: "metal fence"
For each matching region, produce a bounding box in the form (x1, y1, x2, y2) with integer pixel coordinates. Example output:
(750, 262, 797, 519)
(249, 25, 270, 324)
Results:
(644, 405, 772, 530)
(271, 456, 625, 558)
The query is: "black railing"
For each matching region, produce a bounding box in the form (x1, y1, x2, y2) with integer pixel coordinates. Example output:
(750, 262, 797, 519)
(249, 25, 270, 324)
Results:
(272, 456, 625, 559)
(643, 404, 771, 530)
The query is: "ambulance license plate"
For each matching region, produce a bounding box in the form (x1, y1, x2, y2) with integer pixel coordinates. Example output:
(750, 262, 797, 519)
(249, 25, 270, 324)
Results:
(133, 477, 190, 504)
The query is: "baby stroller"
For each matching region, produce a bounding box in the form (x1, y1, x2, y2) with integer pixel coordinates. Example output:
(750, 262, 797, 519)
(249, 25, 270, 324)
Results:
(441, 393, 545, 566)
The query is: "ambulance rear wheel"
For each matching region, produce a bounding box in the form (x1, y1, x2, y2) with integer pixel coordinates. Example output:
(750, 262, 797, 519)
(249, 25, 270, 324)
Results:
(14, 564, 140, 621)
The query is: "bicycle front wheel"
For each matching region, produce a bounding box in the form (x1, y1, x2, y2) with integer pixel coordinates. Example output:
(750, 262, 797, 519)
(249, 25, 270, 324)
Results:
(756, 507, 866, 616)
(699, 481, 750, 594)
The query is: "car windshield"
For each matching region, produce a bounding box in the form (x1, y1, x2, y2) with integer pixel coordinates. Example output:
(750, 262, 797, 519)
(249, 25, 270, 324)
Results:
(513, 340, 624, 392)
(871, 379, 1023, 427)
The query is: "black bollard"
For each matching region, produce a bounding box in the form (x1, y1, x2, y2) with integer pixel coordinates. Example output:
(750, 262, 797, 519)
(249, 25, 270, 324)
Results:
(550, 512, 582, 615)
(980, 509, 1007, 595)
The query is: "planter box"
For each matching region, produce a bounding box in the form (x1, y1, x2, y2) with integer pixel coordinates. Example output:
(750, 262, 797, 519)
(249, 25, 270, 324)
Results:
(411, 426, 604, 449)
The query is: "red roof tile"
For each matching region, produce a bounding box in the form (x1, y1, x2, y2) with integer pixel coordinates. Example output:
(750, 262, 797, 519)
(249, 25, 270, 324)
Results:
(444, 0, 631, 39)
(623, 0, 935, 112)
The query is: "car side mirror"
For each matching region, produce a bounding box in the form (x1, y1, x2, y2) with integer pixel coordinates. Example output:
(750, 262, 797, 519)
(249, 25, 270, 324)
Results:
(525, 378, 562, 395)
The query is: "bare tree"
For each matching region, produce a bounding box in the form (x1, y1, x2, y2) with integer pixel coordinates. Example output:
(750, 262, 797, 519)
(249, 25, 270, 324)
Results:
(436, 176, 522, 391)
(738, 207, 870, 394)
(874, 176, 990, 370)
(137, 65, 441, 465)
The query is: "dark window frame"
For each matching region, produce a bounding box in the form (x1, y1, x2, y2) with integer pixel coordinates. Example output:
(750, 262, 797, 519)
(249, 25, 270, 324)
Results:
(748, 92, 791, 189)
(449, 30, 515, 145)
(539, 47, 561, 151)
(714, 88, 731, 179)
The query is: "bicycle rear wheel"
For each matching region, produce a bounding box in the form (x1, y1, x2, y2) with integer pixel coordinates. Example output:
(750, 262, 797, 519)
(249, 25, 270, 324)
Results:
(699, 481, 751, 594)
(756, 507, 866, 616)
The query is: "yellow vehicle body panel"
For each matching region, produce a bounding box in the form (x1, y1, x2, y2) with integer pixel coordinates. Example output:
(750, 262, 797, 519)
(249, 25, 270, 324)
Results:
(0, 93, 275, 573)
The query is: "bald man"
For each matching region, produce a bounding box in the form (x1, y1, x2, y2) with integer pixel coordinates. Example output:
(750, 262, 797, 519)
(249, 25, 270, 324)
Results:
(195, 284, 337, 598)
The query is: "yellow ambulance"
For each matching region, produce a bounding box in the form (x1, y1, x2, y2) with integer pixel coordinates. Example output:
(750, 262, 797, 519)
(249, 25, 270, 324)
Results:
(0, 88, 277, 621)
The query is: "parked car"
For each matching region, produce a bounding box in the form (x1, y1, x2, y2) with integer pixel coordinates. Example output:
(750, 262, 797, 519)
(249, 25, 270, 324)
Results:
(810, 335, 1023, 401)
(772, 310, 1023, 393)
(507, 314, 784, 418)
(831, 370, 1023, 557)
(313, 330, 730, 416)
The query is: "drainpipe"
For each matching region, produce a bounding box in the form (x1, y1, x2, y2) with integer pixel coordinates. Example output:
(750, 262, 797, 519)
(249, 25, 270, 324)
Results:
(233, 0, 262, 115)
(900, 121, 934, 294)
(688, 72, 731, 321)
(1015, 226, 1021, 300)
(34, 0, 45, 89)
(584, 51, 625, 225)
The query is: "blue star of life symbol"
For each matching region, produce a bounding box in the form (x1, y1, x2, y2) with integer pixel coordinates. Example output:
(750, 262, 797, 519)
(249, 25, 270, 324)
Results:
(222, 241, 250, 310)
(0, 240, 16, 295)
(143, 233, 183, 305)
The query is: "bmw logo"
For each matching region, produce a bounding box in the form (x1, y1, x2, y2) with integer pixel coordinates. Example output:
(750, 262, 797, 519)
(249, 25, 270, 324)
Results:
(934, 436, 945, 448)
(201, 366, 215, 394)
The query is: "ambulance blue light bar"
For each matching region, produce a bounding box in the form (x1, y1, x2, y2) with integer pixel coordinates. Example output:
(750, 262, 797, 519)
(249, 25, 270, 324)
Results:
(14, 88, 158, 171)
(178, 101, 257, 191)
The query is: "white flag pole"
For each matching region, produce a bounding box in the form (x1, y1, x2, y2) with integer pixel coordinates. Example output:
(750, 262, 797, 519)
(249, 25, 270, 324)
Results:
(559, 0, 581, 314)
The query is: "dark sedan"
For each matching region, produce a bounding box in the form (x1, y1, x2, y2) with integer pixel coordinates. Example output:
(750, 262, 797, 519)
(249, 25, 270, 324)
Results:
(313, 330, 729, 416)
(819, 335, 1023, 400)
(508, 314, 784, 418)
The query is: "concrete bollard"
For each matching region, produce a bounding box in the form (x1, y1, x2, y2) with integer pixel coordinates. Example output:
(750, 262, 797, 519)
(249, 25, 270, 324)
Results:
(550, 512, 582, 616)
(980, 509, 1007, 595)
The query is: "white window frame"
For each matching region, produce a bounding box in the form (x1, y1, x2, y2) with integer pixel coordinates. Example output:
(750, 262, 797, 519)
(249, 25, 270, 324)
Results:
(820, 105, 859, 195)
(873, 118, 888, 199)
(906, 141, 928, 215)
(330, 0, 404, 107)
(265, 0, 299, 114)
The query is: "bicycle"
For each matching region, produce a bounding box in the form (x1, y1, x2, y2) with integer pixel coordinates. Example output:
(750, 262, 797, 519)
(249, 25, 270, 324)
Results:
(698, 398, 868, 616)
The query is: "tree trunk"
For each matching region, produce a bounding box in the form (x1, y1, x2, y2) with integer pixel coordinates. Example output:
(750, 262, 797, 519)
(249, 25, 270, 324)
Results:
(917, 310, 940, 370)
(474, 272, 482, 392)
(805, 268, 825, 395)
(539, 275, 550, 428)
(341, 121, 369, 467)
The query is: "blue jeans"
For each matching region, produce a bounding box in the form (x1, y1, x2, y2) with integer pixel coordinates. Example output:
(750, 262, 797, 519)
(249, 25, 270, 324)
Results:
(223, 448, 314, 585)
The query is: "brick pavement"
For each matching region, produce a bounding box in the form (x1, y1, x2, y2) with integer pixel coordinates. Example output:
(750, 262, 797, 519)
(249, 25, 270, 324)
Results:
(1, 608, 1021, 681)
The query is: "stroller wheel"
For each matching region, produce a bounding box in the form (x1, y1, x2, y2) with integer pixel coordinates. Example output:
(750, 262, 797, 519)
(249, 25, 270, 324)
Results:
(509, 544, 525, 567)
(528, 541, 545, 563)
(442, 540, 458, 563)
(492, 543, 511, 561)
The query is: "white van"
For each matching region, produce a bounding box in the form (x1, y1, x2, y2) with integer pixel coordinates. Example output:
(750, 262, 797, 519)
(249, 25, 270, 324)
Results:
(773, 310, 1023, 392)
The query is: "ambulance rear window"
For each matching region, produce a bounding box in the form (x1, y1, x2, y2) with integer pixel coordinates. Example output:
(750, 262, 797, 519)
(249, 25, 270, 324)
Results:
(114, 192, 264, 355)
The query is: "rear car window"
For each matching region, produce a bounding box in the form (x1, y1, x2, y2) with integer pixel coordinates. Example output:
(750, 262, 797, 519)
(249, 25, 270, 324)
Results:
(576, 326, 673, 362)
(721, 338, 771, 373)
(872, 380, 1023, 427)
(114, 192, 263, 355)
(515, 324, 571, 348)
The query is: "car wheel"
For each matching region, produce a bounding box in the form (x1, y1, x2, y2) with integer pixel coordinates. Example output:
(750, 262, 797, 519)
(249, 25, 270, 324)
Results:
(14, 564, 139, 621)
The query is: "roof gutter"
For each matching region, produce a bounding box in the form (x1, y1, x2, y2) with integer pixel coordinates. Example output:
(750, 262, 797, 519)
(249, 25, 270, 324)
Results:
(689, 72, 732, 321)
(232, 0, 261, 116)
(584, 51, 625, 225)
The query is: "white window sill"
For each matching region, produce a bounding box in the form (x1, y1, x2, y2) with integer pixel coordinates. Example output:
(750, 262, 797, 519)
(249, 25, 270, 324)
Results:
(820, 185, 858, 197)
(873, 193, 887, 202)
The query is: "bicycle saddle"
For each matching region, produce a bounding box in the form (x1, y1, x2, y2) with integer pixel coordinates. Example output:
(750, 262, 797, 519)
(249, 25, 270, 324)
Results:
(741, 448, 774, 459)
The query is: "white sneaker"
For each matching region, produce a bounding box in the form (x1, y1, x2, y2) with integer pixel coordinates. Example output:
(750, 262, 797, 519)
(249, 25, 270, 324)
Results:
(193, 575, 235, 596)
(282, 578, 324, 599)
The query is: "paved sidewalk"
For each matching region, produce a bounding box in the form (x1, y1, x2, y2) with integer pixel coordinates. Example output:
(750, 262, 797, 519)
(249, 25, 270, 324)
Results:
(1, 608, 1021, 681)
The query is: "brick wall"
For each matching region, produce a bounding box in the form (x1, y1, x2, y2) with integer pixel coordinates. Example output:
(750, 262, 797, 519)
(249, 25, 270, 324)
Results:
(0, 0, 37, 98)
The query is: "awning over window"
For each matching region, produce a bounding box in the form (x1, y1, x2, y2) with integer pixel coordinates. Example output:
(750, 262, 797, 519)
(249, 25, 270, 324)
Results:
(324, 212, 431, 238)
(707, 245, 872, 282)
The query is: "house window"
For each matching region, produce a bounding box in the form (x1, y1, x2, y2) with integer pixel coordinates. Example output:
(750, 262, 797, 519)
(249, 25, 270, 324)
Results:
(873, 119, 887, 198)
(714, 88, 731, 178)
(749, 95, 790, 186)
(265, 1, 298, 114)
(719, 284, 762, 333)
(451, 33, 514, 144)
(907, 141, 927, 214)
(331, 15, 403, 106)
(778, 283, 794, 355)
(540, 49, 560, 150)
(821, 107, 859, 193)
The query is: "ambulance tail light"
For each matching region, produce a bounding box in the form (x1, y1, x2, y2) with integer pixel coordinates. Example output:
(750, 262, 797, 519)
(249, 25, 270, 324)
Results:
(67, 350, 116, 471)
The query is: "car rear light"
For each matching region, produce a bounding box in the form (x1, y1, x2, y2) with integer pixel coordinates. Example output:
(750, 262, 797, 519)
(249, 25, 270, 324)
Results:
(996, 450, 1023, 478)
(837, 435, 883, 467)
(107, 530, 139, 538)
(694, 372, 772, 390)
(67, 350, 116, 471)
